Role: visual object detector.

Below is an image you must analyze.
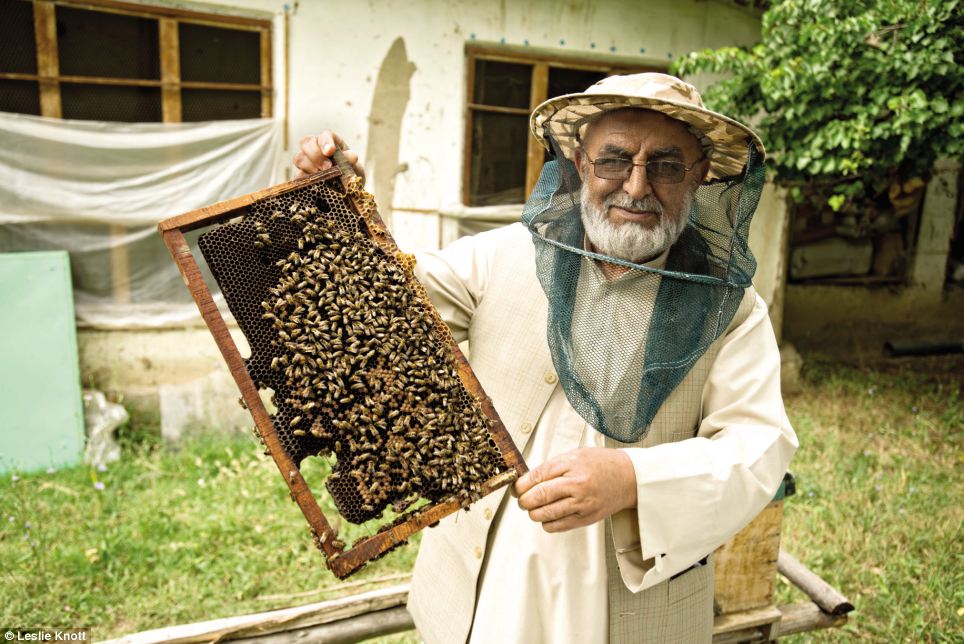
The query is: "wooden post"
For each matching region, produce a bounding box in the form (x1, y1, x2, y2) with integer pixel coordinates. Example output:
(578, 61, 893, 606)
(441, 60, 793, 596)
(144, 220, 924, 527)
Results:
(260, 28, 272, 118)
(778, 549, 854, 615)
(33, 0, 61, 118)
(524, 62, 549, 198)
(159, 18, 181, 123)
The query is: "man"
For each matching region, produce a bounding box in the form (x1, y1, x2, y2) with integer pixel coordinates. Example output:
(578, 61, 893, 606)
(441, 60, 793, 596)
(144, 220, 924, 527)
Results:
(294, 73, 797, 643)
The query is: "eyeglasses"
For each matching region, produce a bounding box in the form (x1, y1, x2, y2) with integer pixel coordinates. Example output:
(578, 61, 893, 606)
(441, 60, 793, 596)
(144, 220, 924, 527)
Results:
(585, 154, 704, 184)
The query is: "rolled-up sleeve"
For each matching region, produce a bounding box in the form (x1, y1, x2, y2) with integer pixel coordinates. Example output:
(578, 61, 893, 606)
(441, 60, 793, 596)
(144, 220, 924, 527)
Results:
(610, 292, 799, 591)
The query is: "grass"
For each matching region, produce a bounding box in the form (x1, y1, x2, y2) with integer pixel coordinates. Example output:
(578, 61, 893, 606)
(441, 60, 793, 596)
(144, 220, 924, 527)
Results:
(777, 356, 963, 642)
(0, 437, 419, 639)
(1, 356, 961, 641)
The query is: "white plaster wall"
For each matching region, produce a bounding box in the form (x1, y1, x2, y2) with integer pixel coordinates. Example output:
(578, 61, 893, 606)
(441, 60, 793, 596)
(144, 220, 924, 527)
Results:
(212, 0, 764, 250)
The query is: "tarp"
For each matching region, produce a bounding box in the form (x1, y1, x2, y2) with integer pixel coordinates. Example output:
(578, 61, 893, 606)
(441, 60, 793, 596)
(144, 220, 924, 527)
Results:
(0, 112, 282, 327)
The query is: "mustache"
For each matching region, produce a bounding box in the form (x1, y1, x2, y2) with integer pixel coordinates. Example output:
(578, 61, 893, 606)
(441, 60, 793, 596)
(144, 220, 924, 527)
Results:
(603, 192, 664, 215)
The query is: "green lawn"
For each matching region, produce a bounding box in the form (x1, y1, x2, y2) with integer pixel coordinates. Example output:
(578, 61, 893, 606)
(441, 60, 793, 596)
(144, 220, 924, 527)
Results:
(1, 357, 960, 641)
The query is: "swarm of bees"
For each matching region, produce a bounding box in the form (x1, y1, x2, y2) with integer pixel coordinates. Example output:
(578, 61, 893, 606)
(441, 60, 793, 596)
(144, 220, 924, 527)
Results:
(252, 190, 506, 525)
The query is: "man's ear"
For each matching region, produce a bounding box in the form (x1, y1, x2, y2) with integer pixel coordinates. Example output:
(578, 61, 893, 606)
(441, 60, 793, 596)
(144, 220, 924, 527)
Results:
(695, 157, 711, 185)
(573, 147, 585, 177)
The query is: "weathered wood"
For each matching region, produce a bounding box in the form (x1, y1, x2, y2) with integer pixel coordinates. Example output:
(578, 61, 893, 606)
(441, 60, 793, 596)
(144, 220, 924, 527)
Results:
(712, 627, 767, 644)
(712, 604, 782, 637)
(97, 585, 410, 644)
(465, 43, 666, 74)
(778, 549, 854, 615)
(156, 167, 342, 232)
(0, 73, 267, 92)
(772, 601, 849, 637)
(465, 102, 531, 116)
(260, 29, 272, 118)
(230, 607, 413, 644)
(714, 499, 783, 613)
(52, 0, 272, 28)
(525, 62, 549, 197)
(33, 0, 61, 118)
(461, 50, 476, 205)
(159, 18, 181, 123)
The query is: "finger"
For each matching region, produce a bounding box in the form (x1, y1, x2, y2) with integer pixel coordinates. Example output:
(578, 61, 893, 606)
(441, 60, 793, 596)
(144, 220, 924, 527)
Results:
(514, 456, 573, 497)
(542, 514, 587, 533)
(301, 135, 332, 171)
(517, 478, 572, 512)
(527, 497, 579, 524)
(294, 168, 308, 179)
(293, 151, 320, 175)
(317, 130, 348, 157)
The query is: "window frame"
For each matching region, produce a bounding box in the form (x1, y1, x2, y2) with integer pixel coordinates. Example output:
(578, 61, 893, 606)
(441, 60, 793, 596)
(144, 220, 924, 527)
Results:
(462, 44, 662, 206)
(1, 0, 273, 123)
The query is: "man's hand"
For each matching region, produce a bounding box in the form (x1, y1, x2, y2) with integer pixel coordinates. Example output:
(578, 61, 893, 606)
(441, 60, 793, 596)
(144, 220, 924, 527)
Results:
(513, 447, 638, 532)
(293, 130, 365, 182)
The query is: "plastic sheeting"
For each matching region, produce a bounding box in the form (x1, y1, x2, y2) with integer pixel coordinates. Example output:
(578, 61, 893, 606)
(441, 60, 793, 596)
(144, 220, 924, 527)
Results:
(0, 111, 282, 327)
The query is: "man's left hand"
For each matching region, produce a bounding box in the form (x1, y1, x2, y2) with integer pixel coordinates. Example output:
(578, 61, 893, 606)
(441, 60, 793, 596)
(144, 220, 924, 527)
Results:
(513, 448, 637, 532)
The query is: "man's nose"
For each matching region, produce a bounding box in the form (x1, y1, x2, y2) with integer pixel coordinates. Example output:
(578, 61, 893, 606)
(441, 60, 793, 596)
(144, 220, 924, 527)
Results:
(622, 163, 654, 200)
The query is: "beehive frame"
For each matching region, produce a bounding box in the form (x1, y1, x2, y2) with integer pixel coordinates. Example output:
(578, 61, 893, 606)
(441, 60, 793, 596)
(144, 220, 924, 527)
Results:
(158, 156, 527, 578)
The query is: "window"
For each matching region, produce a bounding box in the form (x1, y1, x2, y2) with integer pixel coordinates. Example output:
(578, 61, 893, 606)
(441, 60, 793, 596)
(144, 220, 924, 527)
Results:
(464, 46, 661, 206)
(0, 0, 272, 123)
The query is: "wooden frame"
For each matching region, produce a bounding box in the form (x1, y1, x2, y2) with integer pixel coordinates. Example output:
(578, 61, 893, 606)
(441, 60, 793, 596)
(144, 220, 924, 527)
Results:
(8, 0, 274, 121)
(462, 44, 663, 205)
(157, 159, 528, 578)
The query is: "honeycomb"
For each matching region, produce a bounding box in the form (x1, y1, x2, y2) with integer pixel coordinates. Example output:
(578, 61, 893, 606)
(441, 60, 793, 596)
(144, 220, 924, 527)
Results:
(198, 176, 508, 525)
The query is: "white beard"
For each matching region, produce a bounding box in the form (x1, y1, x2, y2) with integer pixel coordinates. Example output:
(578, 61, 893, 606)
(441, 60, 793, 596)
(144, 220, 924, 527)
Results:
(580, 188, 692, 263)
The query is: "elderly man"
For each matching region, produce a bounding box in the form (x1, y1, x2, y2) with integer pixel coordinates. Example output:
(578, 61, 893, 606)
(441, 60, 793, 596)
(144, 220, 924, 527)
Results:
(294, 73, 797, 644)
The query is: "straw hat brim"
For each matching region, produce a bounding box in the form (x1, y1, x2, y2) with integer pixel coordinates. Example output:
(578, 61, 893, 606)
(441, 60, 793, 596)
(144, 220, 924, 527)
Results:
(530, 93, 765, 182)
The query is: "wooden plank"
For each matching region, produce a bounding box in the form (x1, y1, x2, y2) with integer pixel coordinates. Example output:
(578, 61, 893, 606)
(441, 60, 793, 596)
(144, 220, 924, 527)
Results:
(55, 0, 271, 28)
(713, 500, 783, 613)
(159, 18, 182, 123)
(180, 80, 267, 91)
(712, 605, 782, 636)
(260, 28, 272, 118)
(33, 1, 61, 118)
(282, 8, 289, 149)
(778, 549, 855, 615)
(230, 607, 413, 644)
(0, 72, 267, 92)
(525, 62, 549, 197)
(157, 167, 343, 232)
(97, 585, 411, 644)
(466, 43, 662, 73)
(462, 47, 477, 206)
(772, 601, 849, 637)
(466, 102, 530, 116)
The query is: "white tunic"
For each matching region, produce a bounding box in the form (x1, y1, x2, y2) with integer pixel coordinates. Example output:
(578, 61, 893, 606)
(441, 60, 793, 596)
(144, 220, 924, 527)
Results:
(407, 223, 797, 644)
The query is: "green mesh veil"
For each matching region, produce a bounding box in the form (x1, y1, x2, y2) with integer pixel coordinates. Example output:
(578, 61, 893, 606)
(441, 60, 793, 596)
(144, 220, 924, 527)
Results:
(521, 135, 765, 443)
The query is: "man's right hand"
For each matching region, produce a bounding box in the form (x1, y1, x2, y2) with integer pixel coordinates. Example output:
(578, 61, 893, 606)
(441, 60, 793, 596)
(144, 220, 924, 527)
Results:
(293, 131, 365, 182)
